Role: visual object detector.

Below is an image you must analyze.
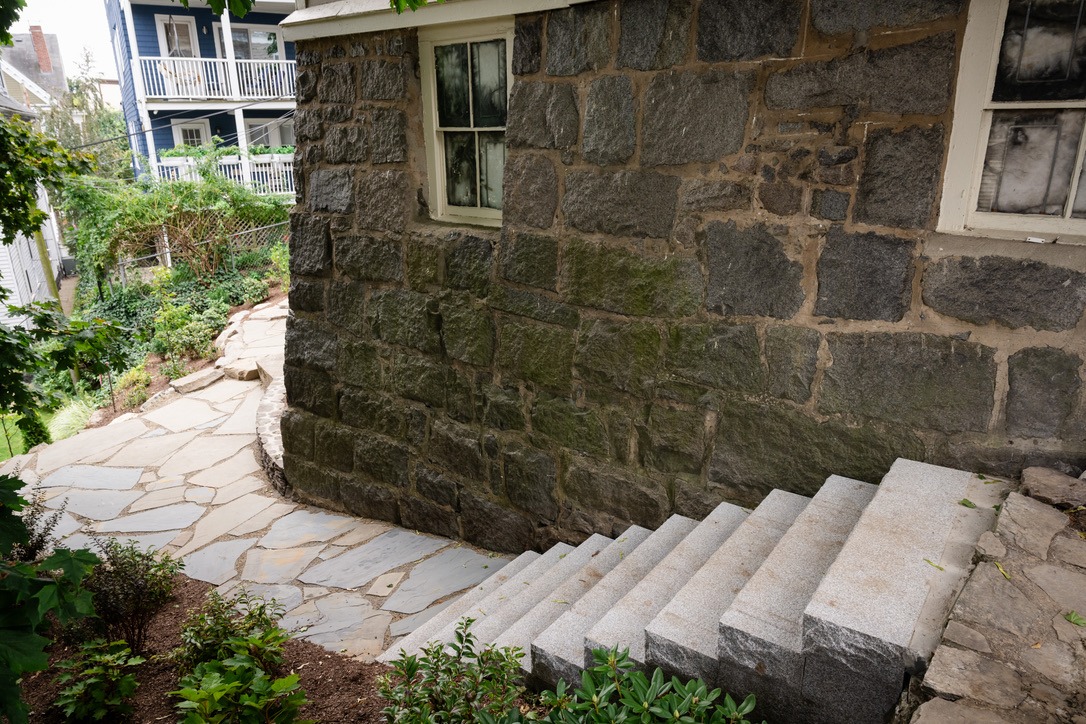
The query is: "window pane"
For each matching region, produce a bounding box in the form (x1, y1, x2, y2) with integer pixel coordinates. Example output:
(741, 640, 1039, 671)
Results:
(248, 122, 271, 147)
(977, 109, 1085, 215)
(444, 132, 477, 207)
(479, 132, 505, 209)
(232, 28, 252, 60)
(279, 120, 295, 147)
(251, 30, 279, 60)
(435, 43, 470, 127)
(471, 40, 507, 127)
(165, 21, 195, 57)
(180, 126, 205, 146)
(993, 0, 1086, 101)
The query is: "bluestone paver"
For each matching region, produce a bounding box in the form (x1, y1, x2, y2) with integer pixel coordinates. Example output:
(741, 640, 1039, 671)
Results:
(97, 502, 206, 533)
(258, 509, 359, 548)
(46, 489, 143, 520)
(242, 545, 325, 584)
(299, 529, 448, 589)
(184, 538, 258, 585)
(40, 465, 142, 490)
(383, 547, 508, 614)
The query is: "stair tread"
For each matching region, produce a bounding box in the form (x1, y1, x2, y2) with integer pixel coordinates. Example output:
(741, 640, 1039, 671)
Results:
(467, 534, 612, 645)
(585, 501, 749, 666)
(645, 489, 810, 682)
(532, 515, 698, 686)
(717, 476, 876, 683)
(377, 549, 541, 663)
(495, 527, 652, 673)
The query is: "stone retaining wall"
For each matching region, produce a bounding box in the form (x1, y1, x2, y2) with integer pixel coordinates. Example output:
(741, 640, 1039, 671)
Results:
(283, 0, 1086, 552)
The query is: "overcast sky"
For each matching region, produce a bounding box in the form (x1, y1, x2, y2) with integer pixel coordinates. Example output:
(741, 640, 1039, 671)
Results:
(11, 0, 116, 79)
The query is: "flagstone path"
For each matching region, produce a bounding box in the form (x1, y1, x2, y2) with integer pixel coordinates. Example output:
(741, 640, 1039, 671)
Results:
(1, 298, 510, 661)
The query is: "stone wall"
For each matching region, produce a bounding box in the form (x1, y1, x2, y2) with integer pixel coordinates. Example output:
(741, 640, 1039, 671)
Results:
(283, 0, 1086, 552)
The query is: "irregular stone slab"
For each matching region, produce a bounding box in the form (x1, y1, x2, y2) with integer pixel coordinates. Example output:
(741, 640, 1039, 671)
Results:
(1022, 467, 1086, 508)
(997, 493, 1068, 560)
(52, 512, 81, 539)
(911, 697, 1015, 724)
(943, 621, 991, 654)
(383, 548, 508, 614)
(187, 378, 262, 404)
(188, 449, 261, 488)
(923, 646, 1026, 709)
(185, 538, 257, 585)
(158, 435, 256, 478)
(46, 489, 143, 520)
(113, 531, 181, 552)
(241, 583, 303, 614)
(390, 601, 454, 638)
(1051, 536, 1086, 569)
(140, 388, 179, 413)
(802, 460, 1008, 723)
(499, 530, 650, 674)
(298, 529, 447, 589)
(215, 388, 262, 436)
(533, 516, 698, 687)
(35, 419, 148, 473)
(319, 546, 347, 561)
(587, 502, 749, 667)
(1025, 563, 1086, 612)
(195, 417, 226, 430)
(292, 592, 392, 659)
(146, 476, 185, 491)
(242, 545, 324, 584)
(97, 503, 205, 533)
(975, 531, 1006, 559)
(142, 398, 223, 433)
(186, 488, 214, 504)
(1019, 639, 1077, 688)
(171, 367, 224, 394)
(223, 358, 260, 381)
(367, 572, 404, 597)
(105, 430, 201, 468)
(954, 563, 1044, 638)
(40, 465, 143, 490)
(229, 502, 295, 536)
(0, 453, 33, 477)
(175, 494, 277, 557)
(212, 476, 265, 505)
(379, 551, 542, 662)
(213, 397, 243, 414)
(259, 510, 360, 548)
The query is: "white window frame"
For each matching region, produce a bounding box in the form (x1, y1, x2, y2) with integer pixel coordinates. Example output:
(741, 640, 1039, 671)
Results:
(245, 118, 294, 149)
(940, 0, 1086, 243)
(419, 18, 514, 227)
(155, 15, 201, 59)
(212, 22, 283, 60)
(170, 119, 212, 148)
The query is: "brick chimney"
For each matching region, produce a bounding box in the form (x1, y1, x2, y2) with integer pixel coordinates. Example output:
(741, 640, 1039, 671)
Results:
(29, 26, 52, 74)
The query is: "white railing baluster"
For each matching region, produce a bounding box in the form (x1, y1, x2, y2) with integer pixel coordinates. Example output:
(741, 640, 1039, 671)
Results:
(139, 57, 295, 100)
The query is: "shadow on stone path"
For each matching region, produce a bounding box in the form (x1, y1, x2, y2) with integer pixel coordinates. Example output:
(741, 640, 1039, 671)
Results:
(1, 298, 511, 661)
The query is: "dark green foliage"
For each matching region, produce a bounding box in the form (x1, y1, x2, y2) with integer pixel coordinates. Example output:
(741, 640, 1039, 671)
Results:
(14, 412, 49, 449)
(84, 539, 182, 654)
(174, 589, 286, 673)
(53, 640, 144, 722)
(379, 618, 525, 723)
(1, 473, 99, 724)
(8, 484, 65, 563)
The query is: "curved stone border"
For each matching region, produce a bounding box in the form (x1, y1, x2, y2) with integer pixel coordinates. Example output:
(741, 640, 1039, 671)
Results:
(256, 373, 288, 497)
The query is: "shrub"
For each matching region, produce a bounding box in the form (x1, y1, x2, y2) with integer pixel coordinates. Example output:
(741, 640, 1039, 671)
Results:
(268, 241, 289, 288)
(53, 640, 144, 722)
(175, 589, 287, 673)
(85, 538, 183, 653)
(47, 397, 96, 441)
(116, 363, 151, 408)
(8, 481, 66, 563)
(241, 275, 269, 305)
(172, 620, 310, 724)
(380, 618, 525, 723)
(17, 411, 51, 449)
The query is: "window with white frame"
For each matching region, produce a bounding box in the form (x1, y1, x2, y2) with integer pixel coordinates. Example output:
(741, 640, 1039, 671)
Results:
(155, 15, 199, 58)
(171, 119, 211, 148)
(246, 117, 295, 149)
(942, 0, 1086, 242)
(214, 24, 281, 61)
(419, 20, 513, 226)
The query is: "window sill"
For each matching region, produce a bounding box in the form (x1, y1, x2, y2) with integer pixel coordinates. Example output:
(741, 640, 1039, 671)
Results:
(926, 232, 1086, 271)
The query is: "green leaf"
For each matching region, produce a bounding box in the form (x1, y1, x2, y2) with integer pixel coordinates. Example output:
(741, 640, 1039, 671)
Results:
(923, 558, 945, 571)
(958, 498, 977, 509)
(994, 561, 1011, 580)
(1064, 611, 1086, 627)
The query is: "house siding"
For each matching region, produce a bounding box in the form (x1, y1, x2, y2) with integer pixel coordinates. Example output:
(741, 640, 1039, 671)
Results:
(282, 0, 1086, 553)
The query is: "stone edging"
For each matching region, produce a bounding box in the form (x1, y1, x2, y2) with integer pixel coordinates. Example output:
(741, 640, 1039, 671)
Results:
(256, 374, 288, 497)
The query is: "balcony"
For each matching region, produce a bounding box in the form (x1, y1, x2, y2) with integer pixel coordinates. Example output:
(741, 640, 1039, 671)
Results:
(139, 57, 296, 101)
(154, 154, 295, 196)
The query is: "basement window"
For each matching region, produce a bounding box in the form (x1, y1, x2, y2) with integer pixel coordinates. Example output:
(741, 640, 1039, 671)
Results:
(940, 0, 1086, 243)
(419, 19, 513, 227)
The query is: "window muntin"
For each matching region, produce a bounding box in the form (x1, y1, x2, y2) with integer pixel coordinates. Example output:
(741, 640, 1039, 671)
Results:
(420, 20, 513, 226)
(170, 119, 211, 149)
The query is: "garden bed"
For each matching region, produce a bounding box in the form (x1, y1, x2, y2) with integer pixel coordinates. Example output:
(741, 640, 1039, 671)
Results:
(19, 574, 389, 723)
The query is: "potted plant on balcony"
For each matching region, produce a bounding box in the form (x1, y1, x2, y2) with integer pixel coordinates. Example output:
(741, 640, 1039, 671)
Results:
(248, 144, 274, 164)
(270, 144, 294, 164)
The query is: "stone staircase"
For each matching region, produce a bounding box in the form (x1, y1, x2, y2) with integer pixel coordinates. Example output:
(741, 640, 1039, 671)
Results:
(378, 459, 1009, 724)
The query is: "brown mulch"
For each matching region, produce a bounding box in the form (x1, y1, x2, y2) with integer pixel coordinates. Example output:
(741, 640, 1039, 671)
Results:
(20, 574, 389, 723)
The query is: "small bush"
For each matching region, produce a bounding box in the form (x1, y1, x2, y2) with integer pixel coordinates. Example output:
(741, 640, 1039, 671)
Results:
(116, 363, 152, 408)
(54, 640, 144, 722)
(268, 241, 289, 288)
(175, 589, 287, 672)
(380, 618, 525, 723)
(47, 397, 96, 441)
(16, 411, 51, 449)
(85, 538, 183, 653)
(8, 482, 66, 563)
(240, 275, 269, 305)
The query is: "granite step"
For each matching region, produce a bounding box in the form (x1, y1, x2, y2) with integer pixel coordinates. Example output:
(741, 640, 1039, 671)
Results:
(801, 459, 1010, 724)
(377, 549, 542, 663)
(715, 476, 877, 721)
(531, 515, 698, 688)
(644, 490, 810, 683)
(585, 501, 749, 668)
(444, 535, 611, 647)
(494, 526, 652, 677)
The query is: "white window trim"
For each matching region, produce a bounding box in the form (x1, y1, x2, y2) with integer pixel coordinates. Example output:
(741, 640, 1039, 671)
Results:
(155, 15, 201, 59)
(246, 118, 293, 148)
(170, 118, 212, 148)
(940, 0, 1086, 243)
(212, 22, 283, 60)
(419, 18, 514, 228)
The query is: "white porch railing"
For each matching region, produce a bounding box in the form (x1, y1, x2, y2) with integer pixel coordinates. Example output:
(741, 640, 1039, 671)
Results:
(155, 155, 295, 196)
(140, 57, 296, 100)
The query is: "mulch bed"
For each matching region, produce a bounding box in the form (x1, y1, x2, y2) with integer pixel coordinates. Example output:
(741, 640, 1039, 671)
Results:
(20, 574, 389, 723)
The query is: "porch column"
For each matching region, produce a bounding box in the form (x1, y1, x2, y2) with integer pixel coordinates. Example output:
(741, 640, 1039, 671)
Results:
(220, 9, 252, 189)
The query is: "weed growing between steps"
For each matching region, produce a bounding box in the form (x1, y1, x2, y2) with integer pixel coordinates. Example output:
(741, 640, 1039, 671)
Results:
(380, 618, 764, 723)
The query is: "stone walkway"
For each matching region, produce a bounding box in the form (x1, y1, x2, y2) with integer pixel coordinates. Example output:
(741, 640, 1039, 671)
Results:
(1, 299, 510, 661)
